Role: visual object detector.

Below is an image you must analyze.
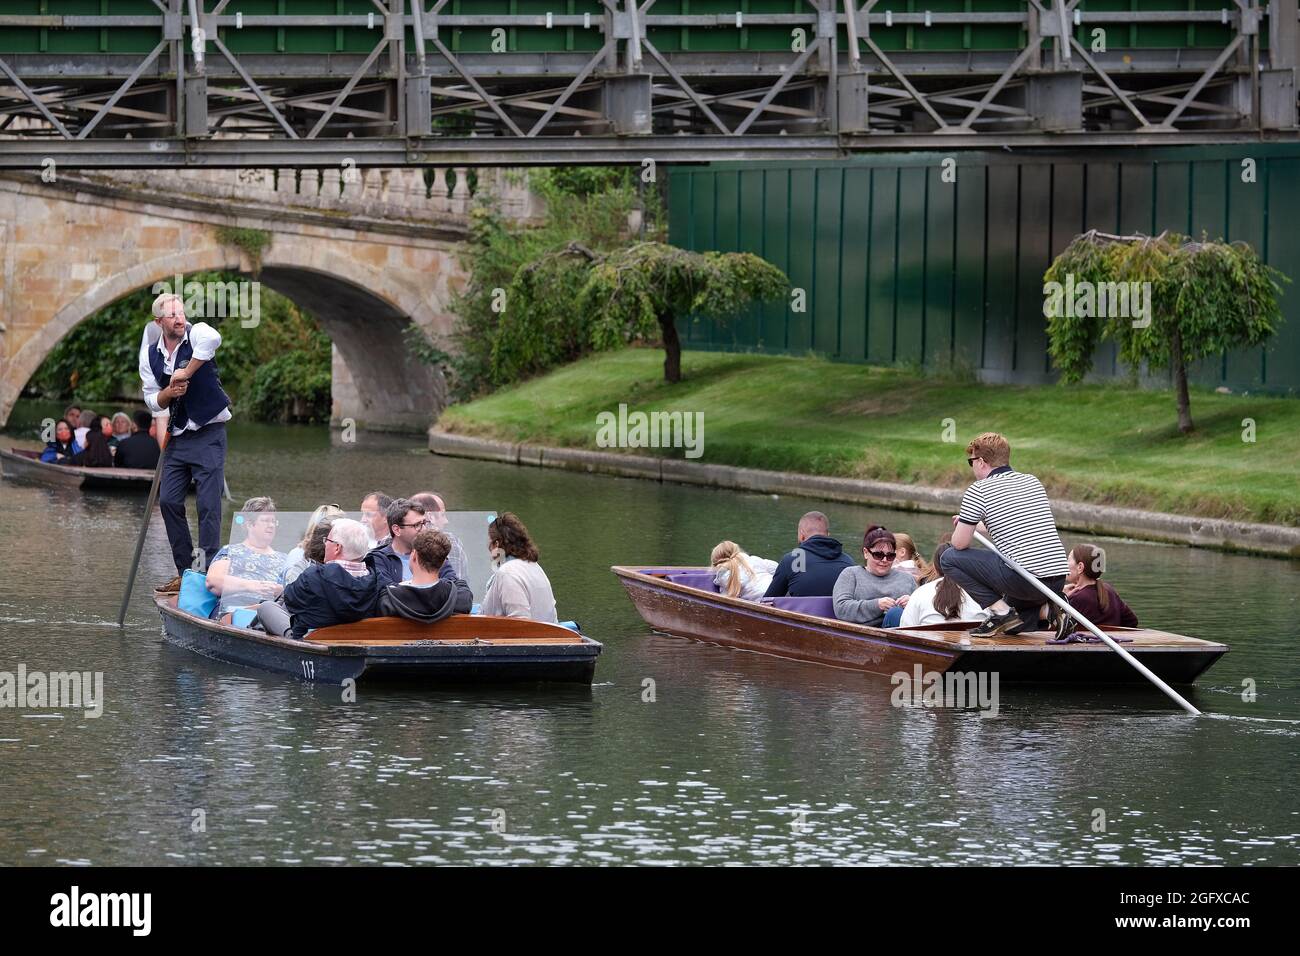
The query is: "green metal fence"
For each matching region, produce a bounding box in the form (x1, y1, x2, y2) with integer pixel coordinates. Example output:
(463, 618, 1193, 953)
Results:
(668, 145, 1300, 394)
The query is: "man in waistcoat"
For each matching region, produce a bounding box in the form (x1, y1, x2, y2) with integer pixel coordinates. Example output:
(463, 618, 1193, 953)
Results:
(139, 292, 233, 593)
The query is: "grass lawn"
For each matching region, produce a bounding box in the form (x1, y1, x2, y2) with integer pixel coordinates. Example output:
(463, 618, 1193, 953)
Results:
(440, 349, 1300, 527)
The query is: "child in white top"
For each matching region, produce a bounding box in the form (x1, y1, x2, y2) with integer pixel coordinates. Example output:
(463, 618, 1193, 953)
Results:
(711, 540, 779, 601)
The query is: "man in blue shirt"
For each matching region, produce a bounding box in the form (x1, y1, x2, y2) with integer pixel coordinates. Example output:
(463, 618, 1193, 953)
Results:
(365, 498, 427, 587)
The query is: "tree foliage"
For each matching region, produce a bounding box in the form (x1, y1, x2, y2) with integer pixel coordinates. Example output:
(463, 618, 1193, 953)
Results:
(1045, 230, 1285, 433)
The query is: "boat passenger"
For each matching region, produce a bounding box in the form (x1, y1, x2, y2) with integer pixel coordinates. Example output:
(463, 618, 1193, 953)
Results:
(763, 511, 855, 598)
(892, 532, 930, 581)
(365, 498, 426, 587)
(710, 541, 779, 601)
(1063, 543, 1138, 631)
(70, 417, 115, 468)
(74, 409, 96, 449)
(360, 491, 393, 548)
(410, 491, 470, 579)
(376, 529, 474, 623)
(112, 411, 160, 470)
(940, 432, 1069, 637)
(205, 496, 288, 619)
(62, 405, 82, 433)
(108, 411, 132, 450)
(898, 542, 986, 628)
(480, 512, 558, 623)
(281, 505, 344, 586)
(258, 518, 380, 640)
(40, 419, 81, 464)
(832, 525, 917, 628)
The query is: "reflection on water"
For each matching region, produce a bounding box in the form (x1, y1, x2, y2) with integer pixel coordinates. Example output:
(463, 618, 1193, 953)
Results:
(0, 405, 1296, 865)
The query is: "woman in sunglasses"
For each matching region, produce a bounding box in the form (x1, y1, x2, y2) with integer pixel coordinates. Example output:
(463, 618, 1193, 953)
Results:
(832, 525, 917, 628)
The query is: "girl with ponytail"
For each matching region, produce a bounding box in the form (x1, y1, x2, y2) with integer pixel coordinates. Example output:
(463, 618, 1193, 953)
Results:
(1064, 543, 1139, 628)
(711, 540, 779, 601)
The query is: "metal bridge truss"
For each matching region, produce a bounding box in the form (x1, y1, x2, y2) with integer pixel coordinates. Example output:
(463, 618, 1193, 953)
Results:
(0, 1, 1297, 168)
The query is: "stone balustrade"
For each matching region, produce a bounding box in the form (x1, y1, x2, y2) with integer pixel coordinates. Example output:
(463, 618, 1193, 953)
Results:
(1, 115, 544, 224)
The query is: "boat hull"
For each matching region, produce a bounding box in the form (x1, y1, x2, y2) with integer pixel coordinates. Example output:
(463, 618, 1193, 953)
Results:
(155, 596, 601, 685)
(614, 567, 1227, 685)
(1, 446, 154, 490)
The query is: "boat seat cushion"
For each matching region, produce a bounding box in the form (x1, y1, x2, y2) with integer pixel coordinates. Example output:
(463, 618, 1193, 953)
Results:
(178, 569, 218, 619)
(666, 572, 719, 592)
(767, 595, 836, 618)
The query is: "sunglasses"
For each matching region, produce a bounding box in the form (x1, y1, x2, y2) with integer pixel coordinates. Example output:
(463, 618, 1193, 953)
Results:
(868, 550, 897, 561)
(967, 457, 980, 466)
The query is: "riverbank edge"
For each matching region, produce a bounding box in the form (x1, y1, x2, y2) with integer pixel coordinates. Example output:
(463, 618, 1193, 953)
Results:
(428, 429, 1300, 559)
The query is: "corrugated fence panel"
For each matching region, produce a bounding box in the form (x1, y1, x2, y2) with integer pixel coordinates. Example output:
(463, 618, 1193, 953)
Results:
(668, 147, 1300, 395)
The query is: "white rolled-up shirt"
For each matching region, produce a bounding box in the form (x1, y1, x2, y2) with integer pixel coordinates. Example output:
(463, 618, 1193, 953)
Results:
(138, 321, 232, 436)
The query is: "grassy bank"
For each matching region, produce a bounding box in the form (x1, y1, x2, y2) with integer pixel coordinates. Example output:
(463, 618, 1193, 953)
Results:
(439, 350, 1300, 527)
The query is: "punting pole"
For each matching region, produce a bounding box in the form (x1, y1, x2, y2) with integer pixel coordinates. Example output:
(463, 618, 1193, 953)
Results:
(973, 531, 1201, 716)
(116, 435, 168, 628)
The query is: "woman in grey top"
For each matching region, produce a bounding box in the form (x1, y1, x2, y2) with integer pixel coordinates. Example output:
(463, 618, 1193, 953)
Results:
(833, 525, 917, 627)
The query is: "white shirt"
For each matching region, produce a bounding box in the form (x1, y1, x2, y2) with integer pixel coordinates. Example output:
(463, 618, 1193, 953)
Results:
(713, 554, 779, 601)
(898, 578, 987, 628)
(138, 321, 232, 436)
(481, 558, 558, 623)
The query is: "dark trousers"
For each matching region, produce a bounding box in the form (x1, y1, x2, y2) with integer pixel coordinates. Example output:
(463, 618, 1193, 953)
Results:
(159, 421, 226, 576)
(939, 546, 1065, 619)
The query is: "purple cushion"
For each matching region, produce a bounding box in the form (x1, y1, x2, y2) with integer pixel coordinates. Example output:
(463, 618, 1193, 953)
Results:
(768, 596, 836, 618)
(665, 572, 719, 592)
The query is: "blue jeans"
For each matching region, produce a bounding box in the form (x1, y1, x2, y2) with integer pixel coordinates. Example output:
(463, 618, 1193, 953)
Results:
(882, 604, 905, 628)
(159, 421, 226, 576)
(939, 546, 1065, 620)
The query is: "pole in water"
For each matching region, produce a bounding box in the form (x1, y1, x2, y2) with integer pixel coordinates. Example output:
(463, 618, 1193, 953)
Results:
(223, 478, 232, 502)
(116, 443, 168, 627)
(972, 531, 1201, 716)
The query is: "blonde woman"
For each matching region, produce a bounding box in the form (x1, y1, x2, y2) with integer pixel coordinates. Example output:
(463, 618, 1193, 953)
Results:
(892, 532, 931, 581)
(710, 541, 779, 601)
(280, 504, 345, 585)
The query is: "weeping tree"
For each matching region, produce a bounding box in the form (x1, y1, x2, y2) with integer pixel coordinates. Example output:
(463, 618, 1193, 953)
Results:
(510, 241, 789, 383)
(1044, 230, 1285, 434)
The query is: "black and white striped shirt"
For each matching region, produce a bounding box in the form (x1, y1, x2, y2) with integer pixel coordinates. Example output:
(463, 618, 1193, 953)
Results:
(958, 468, 1069, 578)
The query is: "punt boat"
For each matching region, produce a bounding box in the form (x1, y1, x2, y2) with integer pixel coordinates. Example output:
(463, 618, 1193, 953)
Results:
(154, 592, 602, 685)
(613, 566, 1227, 684)
(1, 445, 155, 491)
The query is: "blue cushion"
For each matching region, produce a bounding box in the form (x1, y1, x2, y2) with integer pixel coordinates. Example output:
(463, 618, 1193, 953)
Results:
(230, 608, 257, 630)
(178, 569, 218, 618)
(558, 620, 580, 633)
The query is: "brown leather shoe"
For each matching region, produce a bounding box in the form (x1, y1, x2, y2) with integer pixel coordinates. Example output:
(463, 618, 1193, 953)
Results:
(156, 575, 182, 594)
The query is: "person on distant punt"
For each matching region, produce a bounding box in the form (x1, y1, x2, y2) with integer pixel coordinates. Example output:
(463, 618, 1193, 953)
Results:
(360, 491, 393, 548)
(258, 518, 379, 640)
(206, 497, 288, 620)
(108, 411, 132, 450)
(112, 411, 160, 470)
(411, 491, 470, 579)
(1062, 543, 1138, 631)
(62, 405, 82, 434)
(73, 409, 96, 449)
(366, 498, 426, 587)
(833, 525, 917, 628)
(377, 529, 474, 624)
(940, 432, 1070, 638)
(899, 541, 987, 628)
(40, 419, 82, 464)
(71, 416, 115, 468)
(281, 505, 345, 586)
(710, 540, 779, 601)
(481, 512, 558, 623)
(763, 511, 855, 598)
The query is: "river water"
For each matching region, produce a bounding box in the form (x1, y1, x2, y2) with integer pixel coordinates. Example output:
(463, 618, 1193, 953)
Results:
(1, 404, 1296, 866)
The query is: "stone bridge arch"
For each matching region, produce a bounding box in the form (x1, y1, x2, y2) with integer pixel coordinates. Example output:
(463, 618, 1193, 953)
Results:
(0, 171, 471, 432)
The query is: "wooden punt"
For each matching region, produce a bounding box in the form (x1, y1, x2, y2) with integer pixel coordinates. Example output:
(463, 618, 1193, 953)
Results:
(1, 445, 155, 490)
(154, 593, 602, 685)
(613, 566, 1227, 684)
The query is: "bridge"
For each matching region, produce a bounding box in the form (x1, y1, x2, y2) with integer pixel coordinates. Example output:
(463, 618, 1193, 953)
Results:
(0, 2, 1297, 169)
(0, 155, 539, 430)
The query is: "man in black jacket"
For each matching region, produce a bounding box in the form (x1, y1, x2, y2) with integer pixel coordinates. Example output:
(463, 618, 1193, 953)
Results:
(377, 529, 473, 623)
(257, 518, 379, 639)
(113, 411, 161, 470)
(763, 511, 855, 598)
(366, 498, 426, 587)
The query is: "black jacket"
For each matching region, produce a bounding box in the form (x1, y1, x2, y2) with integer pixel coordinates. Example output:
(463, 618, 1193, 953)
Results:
(365, 543, 407, 588)
(377, 569, 474, 624)
(763, 535, 856, 598)
(282, 562, 380, 639)
(113, 432, 160, 470)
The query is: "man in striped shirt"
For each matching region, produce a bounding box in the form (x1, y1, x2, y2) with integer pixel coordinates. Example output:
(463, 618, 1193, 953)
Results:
(940, 432, 1069, 637)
